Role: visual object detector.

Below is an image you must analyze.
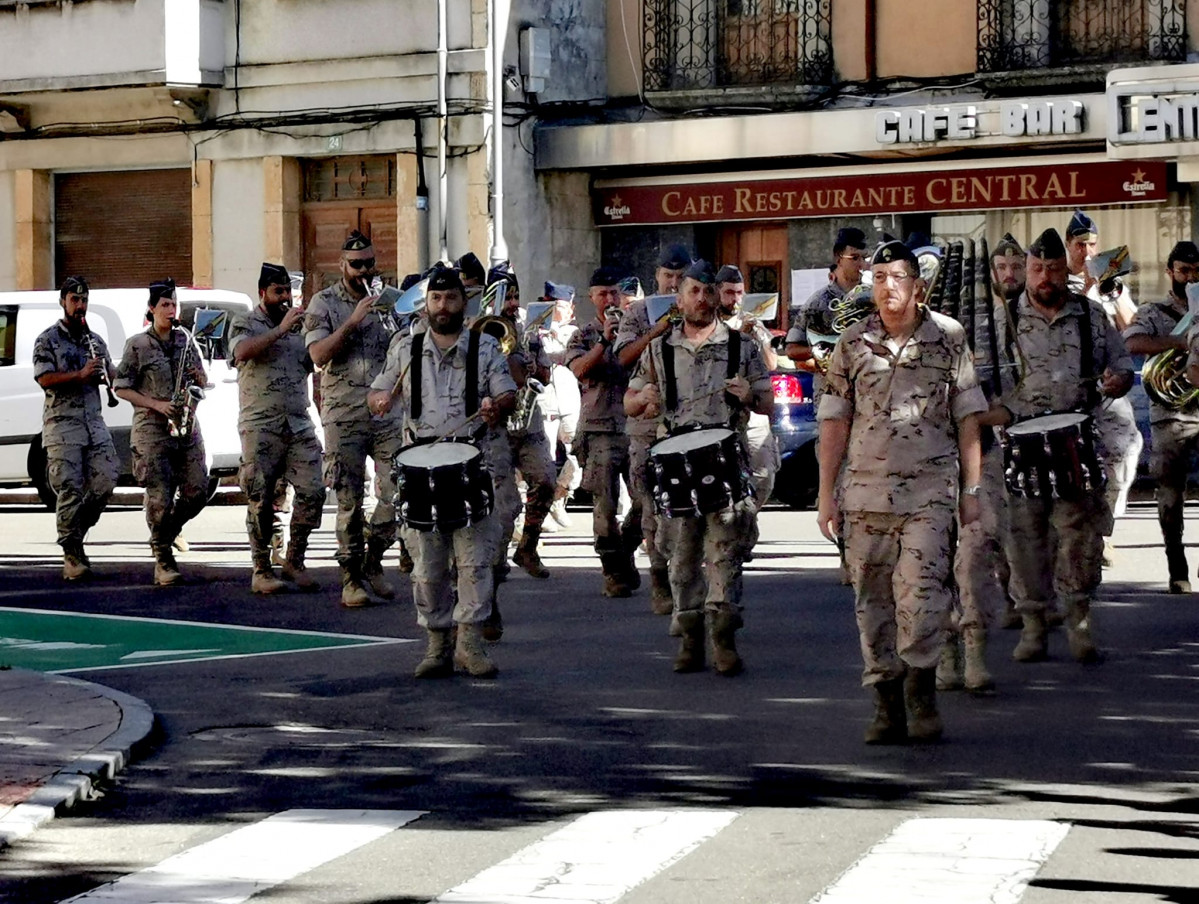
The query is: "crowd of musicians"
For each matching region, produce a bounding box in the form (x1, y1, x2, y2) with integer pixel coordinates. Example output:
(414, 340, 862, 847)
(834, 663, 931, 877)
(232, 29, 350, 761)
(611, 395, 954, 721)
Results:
(32, 210, 1199, 743)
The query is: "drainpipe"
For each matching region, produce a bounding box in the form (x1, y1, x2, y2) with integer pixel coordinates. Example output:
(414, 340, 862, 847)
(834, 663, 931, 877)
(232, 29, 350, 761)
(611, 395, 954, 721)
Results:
(489, 0, 510, 267)
(864, 0, 876, 82)
(415, 118, 431, 272)
(436, 0, 449, 262)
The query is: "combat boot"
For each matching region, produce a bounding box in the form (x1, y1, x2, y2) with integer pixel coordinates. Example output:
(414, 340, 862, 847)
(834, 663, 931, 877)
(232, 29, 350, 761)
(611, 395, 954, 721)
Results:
(339, 563, 371, 608)
(708, 608, 744, 677)
(904, 667, 943, 742)
(280, 536, 320, 592)
(673, 610, 706, 673)
(270, 525, 285, 567)
(513, 526, 550, 579)
(936, 634, 964, 691)
(363, 540, 395, 600)
(1065, 599, 1100, 664)
(600, 553, 632, 598)
(62, 542, 91, 581)
(251, 567, 287, 595)
(864, 677, 907, 745)
(154, 548, 183, 586)
(413, 628, 454, 679)
(1012, 611, 1048, 662)
(649, 568, 673, 616)
(482, 597, 504, 643)
(1000, 595, 1021, 629)
(1167, 543, 1190, 594)
(962, 627, 996, 695)
(454, 622, 498, 678)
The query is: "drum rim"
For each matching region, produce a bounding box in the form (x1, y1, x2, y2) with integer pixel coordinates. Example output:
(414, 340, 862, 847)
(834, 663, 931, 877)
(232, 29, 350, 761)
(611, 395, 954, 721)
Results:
(1007, 412, 1089, 435)
(651, 426, 737, 454)
(395, 441, 481, 466)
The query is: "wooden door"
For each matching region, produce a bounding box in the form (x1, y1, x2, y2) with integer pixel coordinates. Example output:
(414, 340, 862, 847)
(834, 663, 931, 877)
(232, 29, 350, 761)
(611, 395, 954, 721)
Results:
(717, 222, 790, 332)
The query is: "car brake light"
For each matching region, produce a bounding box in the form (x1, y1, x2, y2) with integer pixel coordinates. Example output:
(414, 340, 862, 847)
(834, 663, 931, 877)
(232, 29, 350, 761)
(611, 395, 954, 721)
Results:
(771, 373, 804, 404)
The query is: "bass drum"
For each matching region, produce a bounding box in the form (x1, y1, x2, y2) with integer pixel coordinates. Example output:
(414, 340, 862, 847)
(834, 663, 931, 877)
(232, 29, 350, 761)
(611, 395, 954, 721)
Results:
(648, 426, 750, 519)
(393, 441, 494, 533)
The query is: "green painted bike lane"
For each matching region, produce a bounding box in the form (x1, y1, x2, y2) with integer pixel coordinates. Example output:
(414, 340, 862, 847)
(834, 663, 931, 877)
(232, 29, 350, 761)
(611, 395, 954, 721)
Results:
(0, 607, 407, 674)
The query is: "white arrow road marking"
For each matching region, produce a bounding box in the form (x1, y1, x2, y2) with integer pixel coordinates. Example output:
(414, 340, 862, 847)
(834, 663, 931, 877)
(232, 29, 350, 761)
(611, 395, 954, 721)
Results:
(433, 809, 738, 904)
(809, 817, 1070, 904)
(58, 809, 425, 903)
(119, 650, 221, 660)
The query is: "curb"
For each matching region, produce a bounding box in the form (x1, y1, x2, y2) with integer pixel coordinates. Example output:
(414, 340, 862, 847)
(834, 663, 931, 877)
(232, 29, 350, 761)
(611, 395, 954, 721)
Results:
(0, 673, 155, 850)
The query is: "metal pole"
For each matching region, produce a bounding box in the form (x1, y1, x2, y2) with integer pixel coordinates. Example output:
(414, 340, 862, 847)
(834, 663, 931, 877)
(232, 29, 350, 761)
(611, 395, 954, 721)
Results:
(436, 0, 449, 262)
(488, 0, 509, 266)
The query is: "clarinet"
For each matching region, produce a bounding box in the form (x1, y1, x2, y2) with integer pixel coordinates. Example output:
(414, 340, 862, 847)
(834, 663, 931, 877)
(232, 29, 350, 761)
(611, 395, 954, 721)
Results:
(81, 318, 119, 407)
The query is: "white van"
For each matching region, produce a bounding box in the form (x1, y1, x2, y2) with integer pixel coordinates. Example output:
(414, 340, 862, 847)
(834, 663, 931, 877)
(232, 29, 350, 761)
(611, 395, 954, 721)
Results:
(0, 287, 251, 508)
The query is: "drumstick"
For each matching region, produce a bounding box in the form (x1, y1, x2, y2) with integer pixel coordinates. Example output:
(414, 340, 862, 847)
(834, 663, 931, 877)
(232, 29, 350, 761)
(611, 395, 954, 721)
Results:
(433, 408, 487, 442)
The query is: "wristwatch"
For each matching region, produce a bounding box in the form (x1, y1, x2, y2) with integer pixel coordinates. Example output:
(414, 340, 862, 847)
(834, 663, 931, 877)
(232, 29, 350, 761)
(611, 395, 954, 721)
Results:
(962, 485, 982, 497)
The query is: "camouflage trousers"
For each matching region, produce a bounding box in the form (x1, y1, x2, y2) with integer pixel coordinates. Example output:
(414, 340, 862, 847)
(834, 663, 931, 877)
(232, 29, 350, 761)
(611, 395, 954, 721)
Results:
(46, 439, 118, 548)
(744, 423, 781, 553)
(239, 427, 324, 569)
(132, 433, 209, 555)
(951, 444, 1010, 632)
(1004, 491, 1106, 615)
(1150, 418, 1199, 556)
(843, 506, 955, 687)
(659, 506, 753, 615)
(404, 513, 501, 629)
(322, 419, 404, 568)
(628, 434, 666, 569)
(577, 431, 636, 556)
(497, 428, 557, 547)
(1094, 396, 1142, 533)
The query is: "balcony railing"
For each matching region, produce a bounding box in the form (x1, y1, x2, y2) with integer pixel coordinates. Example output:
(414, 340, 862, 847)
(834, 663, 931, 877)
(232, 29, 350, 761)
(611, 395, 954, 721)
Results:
(643, 0, 833, 92)
(978, 0, 1187, 72)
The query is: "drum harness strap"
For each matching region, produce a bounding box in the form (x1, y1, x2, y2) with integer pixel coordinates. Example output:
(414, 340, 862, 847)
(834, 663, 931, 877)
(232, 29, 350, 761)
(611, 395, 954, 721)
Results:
(1005, 293, 1098, 417)
(661, 328, 741, 431)
(408, 329, 481, 428)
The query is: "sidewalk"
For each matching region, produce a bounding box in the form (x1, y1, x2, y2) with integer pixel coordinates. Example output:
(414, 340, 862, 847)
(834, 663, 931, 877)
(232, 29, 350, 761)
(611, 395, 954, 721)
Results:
(0, 668, 153, 849)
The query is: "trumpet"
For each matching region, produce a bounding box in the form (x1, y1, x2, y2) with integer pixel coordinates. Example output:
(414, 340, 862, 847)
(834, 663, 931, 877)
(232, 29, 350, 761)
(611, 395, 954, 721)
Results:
(80, 319, 119, 408)
(167, 319, 205, 439)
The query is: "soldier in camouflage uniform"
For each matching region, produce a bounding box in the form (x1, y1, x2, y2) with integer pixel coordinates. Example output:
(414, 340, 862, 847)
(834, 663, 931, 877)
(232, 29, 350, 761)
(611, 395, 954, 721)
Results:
(818, 240, 986, 745)
(626, 259, 774, 676)
(304, 231, 404, 608)
(114, 279, 210, 586)
(986, 228, 1133, 665)
(1125, 241, 1199, 593)
(369, 264, 517, 679)
(228, 263, 326, 595)
(565, 266, 639, 598)
(32, 276, 120, 580)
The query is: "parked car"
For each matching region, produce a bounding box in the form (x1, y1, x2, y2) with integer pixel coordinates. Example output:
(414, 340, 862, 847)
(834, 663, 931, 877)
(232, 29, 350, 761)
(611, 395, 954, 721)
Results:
(768, 354, 818, 509)
(0, 287, 252, 509)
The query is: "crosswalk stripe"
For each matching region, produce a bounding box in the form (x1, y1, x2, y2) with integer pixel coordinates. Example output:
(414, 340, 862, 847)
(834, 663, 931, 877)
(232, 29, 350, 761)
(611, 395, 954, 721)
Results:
(433, 809, 738, 904)
(58, 809, 425, 904)
(809, 817, 1070, 904)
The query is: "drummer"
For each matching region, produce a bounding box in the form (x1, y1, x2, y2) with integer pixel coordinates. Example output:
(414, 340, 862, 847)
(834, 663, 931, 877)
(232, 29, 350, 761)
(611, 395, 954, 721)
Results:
(367, 263, 517, 680)
(624, 259, 773, 676)
(982, 228, 1133, 665)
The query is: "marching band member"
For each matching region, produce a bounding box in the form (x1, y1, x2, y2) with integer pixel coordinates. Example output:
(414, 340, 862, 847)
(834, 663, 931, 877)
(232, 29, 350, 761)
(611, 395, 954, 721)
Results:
(33, 276, 119, 580)
(368, 264, 516, 679)
(304, 231, 404, 608)
(818, 240, 985, 744)
(565, 267, 638, 598)
(114, 279, 210, 586)
(1124, 241, 1199, 593)
(785, 227, 868, 385)
(986, 228, 1133, 664)
(625, 260, 773, 675)
(228, 263, 325, 595)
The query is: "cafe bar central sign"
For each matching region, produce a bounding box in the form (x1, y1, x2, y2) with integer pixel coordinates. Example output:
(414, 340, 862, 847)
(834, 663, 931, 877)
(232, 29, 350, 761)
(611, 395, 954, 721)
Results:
(593, 161, 1167, 227)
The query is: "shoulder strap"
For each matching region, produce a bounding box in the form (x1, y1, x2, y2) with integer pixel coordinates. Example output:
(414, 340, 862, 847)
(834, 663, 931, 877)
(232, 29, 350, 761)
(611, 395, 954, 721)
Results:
(466, 329, 480, 416)
(410, 331, 424, 420)
(662, 336, 677, 412)
(726, 329, 741, 380)
(1079, 297, 1098, 410)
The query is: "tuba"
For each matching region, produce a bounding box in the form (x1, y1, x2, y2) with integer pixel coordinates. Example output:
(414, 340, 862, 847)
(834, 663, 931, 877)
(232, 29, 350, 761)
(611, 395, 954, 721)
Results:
(1143, 312, 1199, 410)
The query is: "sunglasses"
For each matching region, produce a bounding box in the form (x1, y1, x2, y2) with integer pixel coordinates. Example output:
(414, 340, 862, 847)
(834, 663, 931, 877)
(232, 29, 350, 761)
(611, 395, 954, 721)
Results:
(347, 258, 376, 271)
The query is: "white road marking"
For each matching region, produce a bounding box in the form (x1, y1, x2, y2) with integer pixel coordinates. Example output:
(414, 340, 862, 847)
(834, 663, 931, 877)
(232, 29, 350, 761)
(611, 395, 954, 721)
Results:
(809, 817, 1070, 904)
(58, 809, 425, 903)
(433, 809, 738, 904)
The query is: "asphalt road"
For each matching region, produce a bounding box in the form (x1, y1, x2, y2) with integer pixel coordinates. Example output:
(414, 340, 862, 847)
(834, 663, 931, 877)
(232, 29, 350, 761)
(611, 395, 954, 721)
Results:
(0, 492, 1196, 903)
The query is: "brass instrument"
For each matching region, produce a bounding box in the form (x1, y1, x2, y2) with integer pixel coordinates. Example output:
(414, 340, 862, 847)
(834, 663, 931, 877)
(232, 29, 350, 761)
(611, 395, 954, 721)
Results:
(168, 319, 205, 439)
(471, 315, 518, 355)
(1143, 312, 1199, 410)
(80, 318, 119, 407)
(507, 376, 545, 436)
(807, 284, 873, 374)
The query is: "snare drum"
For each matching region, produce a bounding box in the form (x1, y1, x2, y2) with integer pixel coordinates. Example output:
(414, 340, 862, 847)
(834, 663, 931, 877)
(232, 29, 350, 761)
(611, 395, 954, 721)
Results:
(648, 427, 749, 519)
(393, 441, 494, 532)
(1003, 412, 1106, 500)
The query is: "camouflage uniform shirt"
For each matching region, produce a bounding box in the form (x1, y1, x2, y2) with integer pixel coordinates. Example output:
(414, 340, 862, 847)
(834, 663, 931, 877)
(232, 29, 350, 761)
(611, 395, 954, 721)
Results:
(1126, 295, 1199, 425)
(32, 321, 115, 448)
(372, 328, 516, 442)
(563, 318, 628, 434)
(304, 280, 398, 426)
(114, 327, 202, 444)
(629, 321, 771, 433)
(818, 307, 987, 513)
(228, 306, 318, 437)
(614, 298, 665, 440)
(992, 292, 1133, 420)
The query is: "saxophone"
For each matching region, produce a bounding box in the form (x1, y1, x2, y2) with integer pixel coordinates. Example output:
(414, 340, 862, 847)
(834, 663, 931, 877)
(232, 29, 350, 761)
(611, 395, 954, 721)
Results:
(168, 319, 205, 439)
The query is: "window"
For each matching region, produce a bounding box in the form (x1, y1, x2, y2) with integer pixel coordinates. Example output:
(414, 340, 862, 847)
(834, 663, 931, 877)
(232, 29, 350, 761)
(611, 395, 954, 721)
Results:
(0, 307, 15, 367)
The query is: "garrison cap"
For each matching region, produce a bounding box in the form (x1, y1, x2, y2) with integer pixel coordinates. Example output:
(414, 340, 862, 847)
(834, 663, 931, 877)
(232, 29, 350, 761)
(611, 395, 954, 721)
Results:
(658, 243, 692, 270)
(342, 230, 372, 252)
(486, 260, 519, 293)
(149, 277, 177, 305)
(870, 240, 918, 269)
(544, 281, 575, 301)
(1029, 228, 1067, 260)
(1066, 210, 1099, 240)
(682, 259, 716, 285)
(1168, 241, 1199, 267)
(590, 266, 623, 288)
(258, 262, 290, 291)
(455, 252, 487, 285)
(992, 233, 1024, 259)
(834, 227, 867, 254)
(715, 264, 744, 284)
(427, 263, 465, 294)
(59, 275, 89, 297)
(399, 272, 424, 292)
